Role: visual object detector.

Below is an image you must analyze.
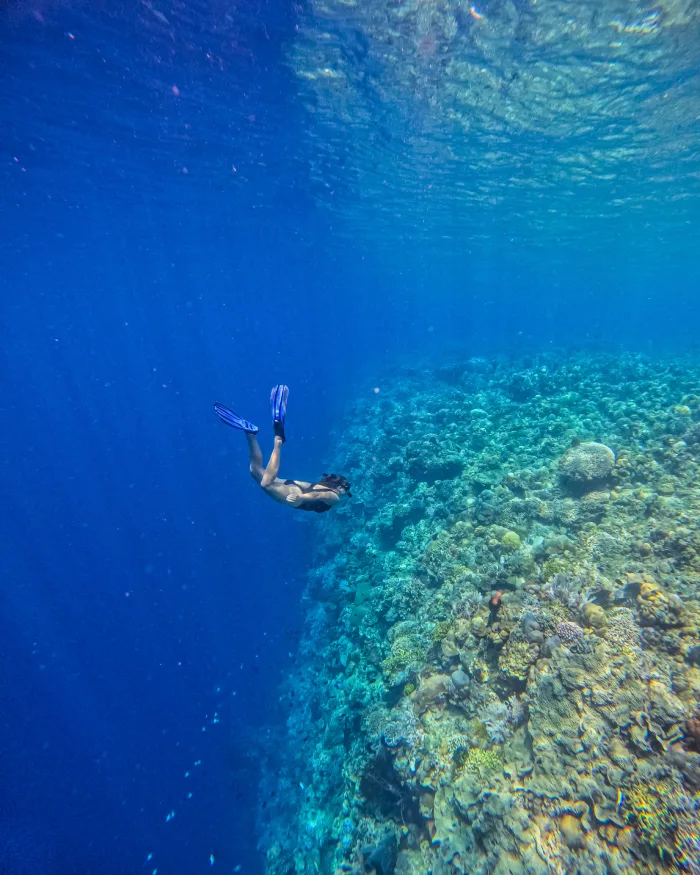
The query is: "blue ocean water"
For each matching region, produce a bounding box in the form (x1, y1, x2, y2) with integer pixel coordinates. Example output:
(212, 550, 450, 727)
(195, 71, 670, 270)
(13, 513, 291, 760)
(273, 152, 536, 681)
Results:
(1, 0, 700, 873)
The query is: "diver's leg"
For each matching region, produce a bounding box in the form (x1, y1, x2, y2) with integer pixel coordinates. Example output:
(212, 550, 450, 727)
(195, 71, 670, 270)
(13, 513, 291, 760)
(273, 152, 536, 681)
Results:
(247, 433, 264, 484)
(261, 435, 283, 488)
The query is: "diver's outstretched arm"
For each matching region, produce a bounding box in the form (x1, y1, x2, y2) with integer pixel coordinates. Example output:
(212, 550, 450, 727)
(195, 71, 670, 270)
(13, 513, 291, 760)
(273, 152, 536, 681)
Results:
(261, 435, 283, 488)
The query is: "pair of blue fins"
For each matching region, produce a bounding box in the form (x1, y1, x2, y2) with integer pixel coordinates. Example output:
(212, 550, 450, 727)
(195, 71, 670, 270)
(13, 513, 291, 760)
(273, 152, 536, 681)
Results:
(214, 384, 289, 442)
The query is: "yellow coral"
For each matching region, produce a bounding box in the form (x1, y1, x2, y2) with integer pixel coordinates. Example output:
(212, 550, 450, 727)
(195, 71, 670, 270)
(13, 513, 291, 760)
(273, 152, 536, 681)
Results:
(501, 530, 521, 551)
(543, 557, 569, 579)
(448, 564, 469, 585)
(624, 779, 700, 861)
(382, 634, 427, 676)
(636, 579, 684, 627)
(431, 620, 452, 642)
(499, 636, 539, 683)
(456, 747, 502, 774)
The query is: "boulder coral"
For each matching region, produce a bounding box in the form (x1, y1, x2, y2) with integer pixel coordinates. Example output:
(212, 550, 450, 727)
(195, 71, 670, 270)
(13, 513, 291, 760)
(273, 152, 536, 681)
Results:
(559, 441, 616, 489)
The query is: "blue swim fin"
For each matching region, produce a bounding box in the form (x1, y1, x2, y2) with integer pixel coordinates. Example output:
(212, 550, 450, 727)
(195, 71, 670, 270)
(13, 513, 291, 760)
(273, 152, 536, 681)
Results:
(214, 402, 259, 434)
(270, 384, 289, 442)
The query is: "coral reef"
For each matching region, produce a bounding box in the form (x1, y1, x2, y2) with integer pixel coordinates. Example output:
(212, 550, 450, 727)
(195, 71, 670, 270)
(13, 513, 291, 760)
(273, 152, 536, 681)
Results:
(259, 352, 700, 875)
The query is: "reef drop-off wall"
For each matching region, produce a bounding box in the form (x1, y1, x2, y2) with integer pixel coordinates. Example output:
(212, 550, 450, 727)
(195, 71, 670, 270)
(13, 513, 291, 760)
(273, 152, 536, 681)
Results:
(259, 352, 700, 875)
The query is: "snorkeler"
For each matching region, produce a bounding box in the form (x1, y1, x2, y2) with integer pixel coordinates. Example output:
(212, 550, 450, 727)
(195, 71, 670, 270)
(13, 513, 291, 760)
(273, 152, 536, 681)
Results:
(214, 385, 351, 513)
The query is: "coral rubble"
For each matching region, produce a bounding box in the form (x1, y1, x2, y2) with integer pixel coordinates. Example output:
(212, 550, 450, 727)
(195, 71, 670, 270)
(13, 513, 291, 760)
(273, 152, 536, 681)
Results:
(259, 352, 700, 875)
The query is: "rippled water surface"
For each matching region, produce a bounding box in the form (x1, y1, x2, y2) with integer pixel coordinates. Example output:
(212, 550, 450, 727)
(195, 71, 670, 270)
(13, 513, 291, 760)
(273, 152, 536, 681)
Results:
(288, 0, 700, 258)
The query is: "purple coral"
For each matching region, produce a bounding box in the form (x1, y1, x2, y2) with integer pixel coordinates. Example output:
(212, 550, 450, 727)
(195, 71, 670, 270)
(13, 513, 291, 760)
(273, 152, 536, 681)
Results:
(555, 621, 590, 653)
(555, 620, 584, 643)
(480, 695, 526, 744)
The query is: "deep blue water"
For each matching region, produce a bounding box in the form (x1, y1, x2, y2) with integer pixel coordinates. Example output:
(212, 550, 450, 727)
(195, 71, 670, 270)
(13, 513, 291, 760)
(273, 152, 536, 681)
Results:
(1, 0, 700, 873)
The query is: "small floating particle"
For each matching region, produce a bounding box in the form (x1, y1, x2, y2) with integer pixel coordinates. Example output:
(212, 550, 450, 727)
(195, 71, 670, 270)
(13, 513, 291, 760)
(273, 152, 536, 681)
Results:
(65, 32, 75, 39)
(187, 792, 193, 799)
(209, 853, 215, 866)
(469, 5, 484, 18)
(146, 853, 153, 861)
(184, 771, 190, 777)
(165, 810, 175, 822)
(373, 387, 380, 394)
(171, 85, 180, 96)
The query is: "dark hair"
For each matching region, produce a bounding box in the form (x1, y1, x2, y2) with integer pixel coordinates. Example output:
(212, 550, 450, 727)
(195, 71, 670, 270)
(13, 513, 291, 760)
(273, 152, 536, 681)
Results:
(319, 473, 352, 496)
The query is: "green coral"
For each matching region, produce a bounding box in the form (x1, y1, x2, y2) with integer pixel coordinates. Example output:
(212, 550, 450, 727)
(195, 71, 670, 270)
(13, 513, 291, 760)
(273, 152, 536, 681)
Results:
(458, 747, 503, 774)
(381, 634, 427, 677)
(452, 745, 503, 780)
(448, 564, 470, 585)
(542, 557, 570, 578)
(500, 530, 521, 551)
(431, 620, 453, 643)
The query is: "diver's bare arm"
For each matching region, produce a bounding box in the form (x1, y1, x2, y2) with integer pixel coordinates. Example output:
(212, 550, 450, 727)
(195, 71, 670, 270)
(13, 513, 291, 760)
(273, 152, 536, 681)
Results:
(286, 489, 339, 506)
(261, 435, 283, 487)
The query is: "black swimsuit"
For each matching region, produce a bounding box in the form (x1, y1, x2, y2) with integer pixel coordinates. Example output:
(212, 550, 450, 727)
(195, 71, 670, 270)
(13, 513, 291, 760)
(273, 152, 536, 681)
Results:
(283, 481, 335, 513)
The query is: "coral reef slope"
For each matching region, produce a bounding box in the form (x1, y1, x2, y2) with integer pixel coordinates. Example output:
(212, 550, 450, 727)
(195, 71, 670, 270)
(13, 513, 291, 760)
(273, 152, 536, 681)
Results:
(260, 352, 700, 875)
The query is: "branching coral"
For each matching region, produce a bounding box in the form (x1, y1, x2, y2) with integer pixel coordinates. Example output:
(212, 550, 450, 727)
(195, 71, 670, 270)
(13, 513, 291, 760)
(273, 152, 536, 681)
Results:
(605, 607, 641, 653)
(543, 572, 595, 611)
(454, 590, 484, 619)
